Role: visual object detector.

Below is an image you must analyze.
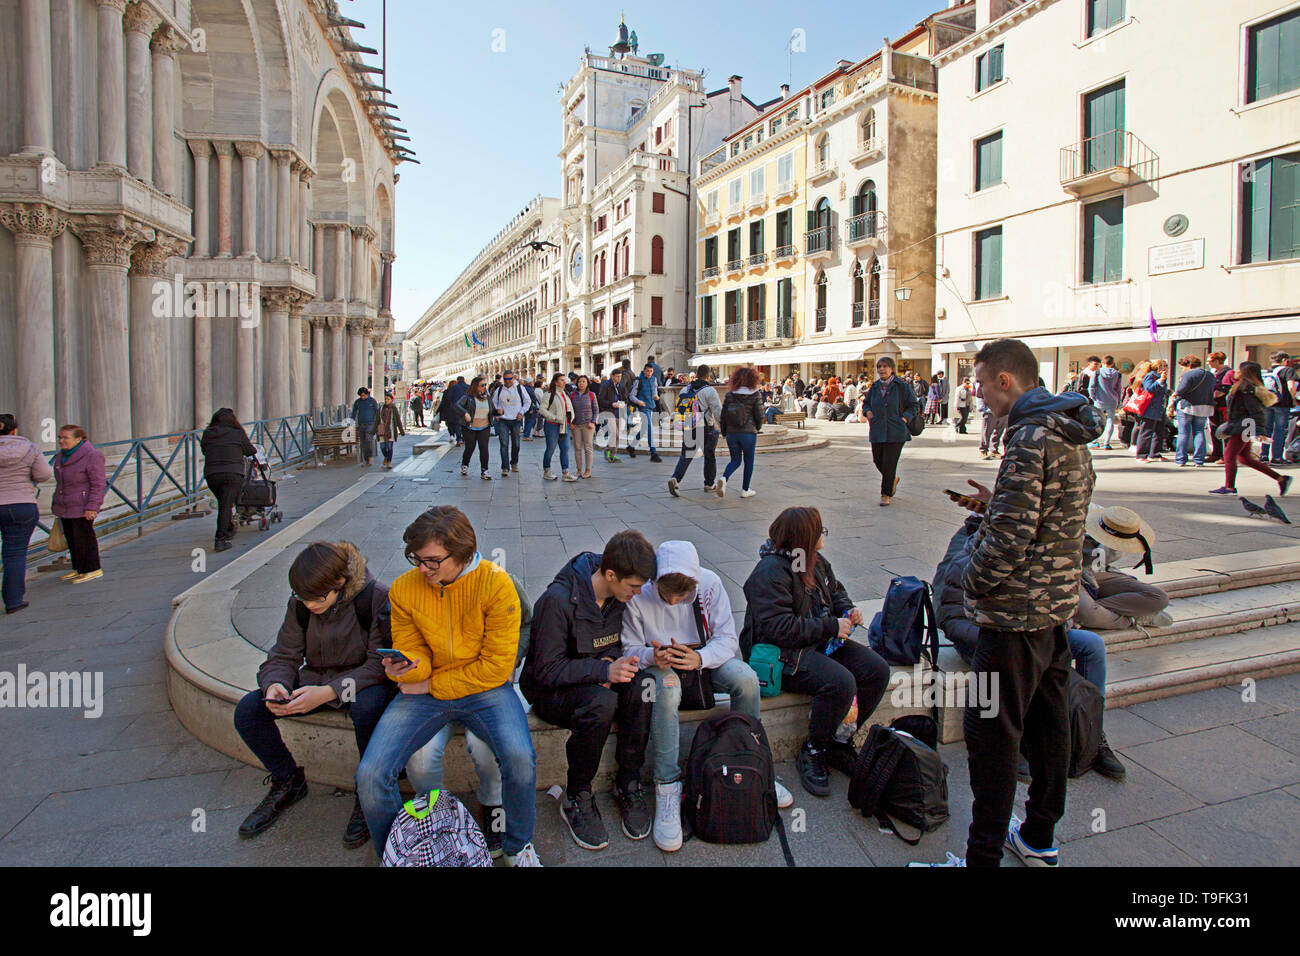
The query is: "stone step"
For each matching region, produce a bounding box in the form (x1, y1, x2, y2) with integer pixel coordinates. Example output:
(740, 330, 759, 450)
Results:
(1100, 579, 1300, 652)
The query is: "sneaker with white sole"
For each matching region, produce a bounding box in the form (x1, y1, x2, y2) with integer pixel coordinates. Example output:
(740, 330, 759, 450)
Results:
(715, 477, 726, 498)
(562, 472, 578, 482)
(667, 477, 680, 497)
(1005, 813, 1059, 867)
(503, 842, 543, 867)
(653, 781, 683, 852)
(908, 851, 966, 867)
(740, 488, 756, 498)
(544, 469, 556, 481)
(774, 780, 794, 809)
(560, 791, 608, 850)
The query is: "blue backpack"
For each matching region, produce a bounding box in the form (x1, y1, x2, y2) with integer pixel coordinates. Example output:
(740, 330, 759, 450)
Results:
(868, 576, 939, 667)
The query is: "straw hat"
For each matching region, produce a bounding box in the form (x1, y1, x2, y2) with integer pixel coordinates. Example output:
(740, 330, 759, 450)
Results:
(1086, 505, 1154, 556)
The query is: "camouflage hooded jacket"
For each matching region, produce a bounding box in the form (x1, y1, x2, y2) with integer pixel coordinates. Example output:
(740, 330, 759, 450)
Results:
(961, 388, 1102, 630)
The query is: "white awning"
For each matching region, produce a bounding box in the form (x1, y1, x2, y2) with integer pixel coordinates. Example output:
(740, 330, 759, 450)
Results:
(691, 338, 884, 366)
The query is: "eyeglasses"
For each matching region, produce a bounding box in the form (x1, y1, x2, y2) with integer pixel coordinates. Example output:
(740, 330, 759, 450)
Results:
(820, 527, 830, 537)
(292, 589, 336, 604)
(407, 551, 450, 571)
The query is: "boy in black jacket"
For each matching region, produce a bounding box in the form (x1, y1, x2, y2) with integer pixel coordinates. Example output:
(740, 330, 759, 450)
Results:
(520, 530, 656, 851)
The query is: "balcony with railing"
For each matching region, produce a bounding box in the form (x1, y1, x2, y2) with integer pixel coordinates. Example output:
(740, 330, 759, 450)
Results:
(776, 315, 794, 338)
(846, 210, 887, 251)
(808, 158, 836, 186)
(724, 322, 742, 343)
(747, 252, 767, 270)
(698, 324, 717, 345)
(725, 258, 744, 274)
(702, 208, 720, 228)
(773, 244, 796, 263)
(747, 318, 767, 341)
(702, 264, 720, 279)
(851, 135, 885, 166)
(805, 226, 833, 260)
(814, 307, 827, 332)
(774, 179, 797, 200)
(1059, 130, 1157, 198)
(726, 201, 746, 220)
(747, 191, 768, 212)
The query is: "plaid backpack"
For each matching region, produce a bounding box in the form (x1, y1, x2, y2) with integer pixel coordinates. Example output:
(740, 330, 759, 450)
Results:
(381, 789, 492, 867)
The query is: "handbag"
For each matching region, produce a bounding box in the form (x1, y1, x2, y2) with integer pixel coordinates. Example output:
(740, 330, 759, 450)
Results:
(1122, 389, 1153, 416)
(47, 517, 67, 553)
(748, 644, 783, 697)
(675, 597, 716, 711)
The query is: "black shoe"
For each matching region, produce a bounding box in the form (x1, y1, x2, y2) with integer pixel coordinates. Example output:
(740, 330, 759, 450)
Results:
(1094, 735, 1127, 780)
(649, 454, 663, 463)
(239, 767, 308, 838)
(560, 790, 609, 850)
(611, 779, 651, 840)
(480, 804, 505, 858)
(214, 539, 232, 552)
(797, 741, 830, 797)
(342, 795, 369, 849)
(825, 739, 859, 777)
(4, 602, 29, 615)
(627, 446, 637, 459)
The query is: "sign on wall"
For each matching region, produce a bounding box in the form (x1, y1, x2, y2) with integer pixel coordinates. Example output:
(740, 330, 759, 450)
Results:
(1148, 238, 1205, 276)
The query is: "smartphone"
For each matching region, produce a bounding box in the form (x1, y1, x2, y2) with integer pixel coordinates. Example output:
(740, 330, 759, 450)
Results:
(264, 692, 293, 704)
(944, 489, 987, 514)
(671, 640, 702, 650)
(377, 648, 413, 665)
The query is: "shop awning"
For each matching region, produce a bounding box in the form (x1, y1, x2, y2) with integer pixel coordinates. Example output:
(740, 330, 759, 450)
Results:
(691, 338, 884, 366)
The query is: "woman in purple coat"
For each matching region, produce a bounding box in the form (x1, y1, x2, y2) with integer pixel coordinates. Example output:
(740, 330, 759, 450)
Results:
(52, 425, 107, 583)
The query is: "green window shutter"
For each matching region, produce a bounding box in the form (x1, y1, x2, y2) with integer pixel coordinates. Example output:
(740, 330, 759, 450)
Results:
(1084, 81, 1125, 171)
(990, 45, 1003, 83)
(806, 208, 818, 232)
(977, 53, 988, 91)
(976, 227, 1003, 299)
(1084, 197, 1123, 283)
(1245, 157, 1273, 263)
(1283, 12, 1300, 100)
(1272, 153, 1300, 260)
(1247, 10, 1298, 103)
(757, 218, 765, 251)
(850, 194, 863, 217)
(976, 133, 1002, 190)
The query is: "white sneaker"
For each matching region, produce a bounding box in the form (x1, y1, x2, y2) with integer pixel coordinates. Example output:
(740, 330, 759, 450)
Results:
(544, 469, 557, 481)
(740, 488, 756, 498)
(667, 477, 679, 497)
(562, 472, 578, 482)
(653, 781, 684, 852)
(1005, 813, 1059, 867)
(908, 851, 966, 867)
(775, 780, 794, 809)
(715, 477, 726, 498)
(504, 842, 543, 867)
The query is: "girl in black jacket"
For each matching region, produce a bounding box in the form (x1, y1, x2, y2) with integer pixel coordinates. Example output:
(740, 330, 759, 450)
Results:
(200, 408, 255, 551)
(739, 506, 891, 797)
(717, 365, 765, 499)
(1211, 361, 1290, 497)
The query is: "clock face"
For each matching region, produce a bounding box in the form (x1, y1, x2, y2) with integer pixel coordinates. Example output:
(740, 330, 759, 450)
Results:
(570, 247, 583, 282)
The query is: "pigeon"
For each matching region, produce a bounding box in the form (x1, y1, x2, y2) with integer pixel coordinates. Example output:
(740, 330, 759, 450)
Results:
(1264, 495, 1292, 525)
(1240, 497, 1270, 519)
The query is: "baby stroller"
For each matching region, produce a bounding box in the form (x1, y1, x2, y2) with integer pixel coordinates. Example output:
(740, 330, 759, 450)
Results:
(236, 445, 283, 531)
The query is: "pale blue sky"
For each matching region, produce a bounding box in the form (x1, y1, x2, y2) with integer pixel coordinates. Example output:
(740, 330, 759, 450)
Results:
(347, 0, 946, 330)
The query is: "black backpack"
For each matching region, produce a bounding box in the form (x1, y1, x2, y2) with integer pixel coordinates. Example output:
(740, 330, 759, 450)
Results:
(848, 715, 949, 844)
(1066, 669, 1104, 778)
(682, 712, 778, 845)
(295, 580, 376, 632)
(722, 392, 753, 432)
(867, 576, 940, 667)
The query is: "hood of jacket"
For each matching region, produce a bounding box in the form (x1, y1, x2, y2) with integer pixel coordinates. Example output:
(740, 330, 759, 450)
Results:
(1096, 367, 1121, 388)
(1007, 386, 1102, 444)
(757, 539, 796, 563)
(0, 436, 39, 469)
(551, 550, 605, 621)
(656, 540, 702, 589)
(337, 541, 373, 606)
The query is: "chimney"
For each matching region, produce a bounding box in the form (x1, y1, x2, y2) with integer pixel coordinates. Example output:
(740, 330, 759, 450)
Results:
(728, 74, 742, 99)
(780, 83, 790, 100)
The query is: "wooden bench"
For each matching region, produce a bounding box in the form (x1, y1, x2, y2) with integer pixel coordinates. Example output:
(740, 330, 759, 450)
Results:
(773, 412, 806, 429)
(309, 422, 359, 464)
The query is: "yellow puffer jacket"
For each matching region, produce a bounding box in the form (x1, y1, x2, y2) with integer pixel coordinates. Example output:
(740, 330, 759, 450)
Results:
(388, 557, 522, 699)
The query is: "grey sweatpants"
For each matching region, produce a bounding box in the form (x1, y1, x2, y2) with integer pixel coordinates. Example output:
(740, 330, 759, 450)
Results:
(1075, 571, 1170, 630)
(980, 413, 1007, 452)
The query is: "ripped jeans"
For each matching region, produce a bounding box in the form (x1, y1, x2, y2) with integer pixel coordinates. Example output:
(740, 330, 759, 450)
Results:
(643, 657, 761, 784)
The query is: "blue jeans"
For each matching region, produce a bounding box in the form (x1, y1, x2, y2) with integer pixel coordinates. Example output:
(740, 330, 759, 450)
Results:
(542, 422, 570, 472)
(523, 410, 539, 439)
(1269, 406, 1291, 461)
(722, 432, 757, 490)
(1095, 406, 1117, 446)
(496, 417, 522, 468)
(1068, 629, 1106, 697)
(629, 406, 656, 454)
(0, 503, 39, 610)
(671, 424, 718, 486)
(405, 722, 503, 806)
(644, 658, 760, 783)
(1175, 413, 1208, 465)
(356, 682, 536, 857)
(379, 440, 395, 464)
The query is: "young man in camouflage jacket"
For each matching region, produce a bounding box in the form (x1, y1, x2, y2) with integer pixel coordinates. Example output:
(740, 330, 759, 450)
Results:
(944, 339, 1102, 868)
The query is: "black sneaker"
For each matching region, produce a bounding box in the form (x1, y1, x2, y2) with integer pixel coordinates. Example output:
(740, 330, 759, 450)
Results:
(611, 779, 651, 840)
(342, 794, 369, 849)
(627, 445, 637, 459)
(214, 539, 232, 552)
(238, 767, 308, 838)
(826, 739, 858, 777)
(560, 790, 609, 850)
(480, 804, 505, 858)
(649, 453, 663, 463)
(797, 741, 830, 797)
(1094, 734, 1126, 780)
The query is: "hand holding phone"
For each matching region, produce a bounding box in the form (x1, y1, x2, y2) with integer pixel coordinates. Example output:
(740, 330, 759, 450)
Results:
(944, 487, 988, 514)
(377, 648, 413, 665)
(264, 683, 291, 704)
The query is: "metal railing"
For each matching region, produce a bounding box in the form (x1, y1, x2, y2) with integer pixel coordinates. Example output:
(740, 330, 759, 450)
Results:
(725, 322, 742, 343)
(748, 252, 767, 266)
(852, 302, 865, 327)
(847, 210, 887, 243)
(774, 243, 796, 261)
(726, 258, 744, 273)
(703, 264, 720, 279)
(1059, 129, 1156, 185)
(815, 307, 827, 331)
(776, 315, 794, 338)
(698, 325, 717, 345)
(805, 227, 832, 255)
(868, 300, 882, 325)
(746, 319, 767, 341)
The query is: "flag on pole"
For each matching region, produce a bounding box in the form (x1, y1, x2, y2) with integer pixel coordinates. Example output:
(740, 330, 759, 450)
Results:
(1149, 306, 1158, 343)
(472, 331, 485, 348)
(464, 332, 472, 349)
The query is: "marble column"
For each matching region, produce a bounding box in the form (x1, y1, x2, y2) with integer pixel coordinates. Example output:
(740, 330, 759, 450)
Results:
(333, 224, 348, 301)
(262, 289, 293, 420)
(235, 283, 260, 424)
(128, 235, 185, 437)
(380, 252, 395, 312)
(270, 149, 292, 261)
(288, 297, 307, 415)
(20, 0, 55, 156)
(70, 215, 154, 442)
(370, 333, 386, 396)
(150, 27, 186, 196)
(347, 318, 366, 399)
(187, 140, 211, 256)
(310, 317, 327, 412)
(311, 221, 324, 279)
(96, 0, 128, 168)
(193, 288, 211, 428)
(123, 2, 159, 183)
(0, 204, 66, 448)
(213, 141, 233, 257)
(235, 141, 262, 258)
(328, 316, 346, 411)
(351, 226, 368, 301)
(288, 160, 301, 264)
(298, 167, 313, 268)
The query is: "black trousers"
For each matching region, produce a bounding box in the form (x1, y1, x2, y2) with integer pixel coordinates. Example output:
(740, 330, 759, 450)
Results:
(61, 515, 101, 573)
(782, 641, 891, 750)
(956, 406, 970, 433)
(460, 427, 491, 471)
(527, 677, 653, 796)
(413, 407, 424, 427)
(964, 624, 1071, 867)
(872, 441, 904, 497)
(1135, 419, 1161, 458)
(206, 473, 242, 543)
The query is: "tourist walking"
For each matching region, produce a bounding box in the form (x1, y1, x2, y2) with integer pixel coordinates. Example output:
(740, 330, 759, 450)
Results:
(716, 365, 764, 499)
(491, 371, 532, 477)
(1088, 355, 1122, 450)
(864, 356, 920, 506)
(1168, 355, 1215, 467)
(52, 424, 107, 583)
(0, 414, 53, 614)
(351, 387, 380, 466)
(1210, 361, 1290, 497)
(457, 376, 496, 480)
(375, 392, 405, 470)
(537, 372, 577, 482)
(1207, 352, 1234, 463)
(629, 363, 663, 462)
(570, 375, 599, 478)
(441, 376, 469, 446)
(409, 390, 424, 428)
(596, 368, 626, 463)
(201, 408, 257, 553)
(667, 363, 722, 497)
(953, 377, 972, 433)
(1130, 361, 1168, 461)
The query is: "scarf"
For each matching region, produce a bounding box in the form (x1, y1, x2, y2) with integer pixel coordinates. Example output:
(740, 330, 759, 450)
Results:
(60, 439, 84, 463)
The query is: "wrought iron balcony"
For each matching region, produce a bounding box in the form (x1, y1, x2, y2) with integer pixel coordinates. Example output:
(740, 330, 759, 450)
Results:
(746, 319, 767, 340)
(1059, 130, 1156, 198)
(724, 322, 742, 343)
(773, 244, 796, 262)
(725, 258, 745, 274)
(697, 325, 717, 345)
(846, 210, 887, 249)
(805, 227, 833, 260)
(747, 252, 767, 268)
(776, 315, 794, 338)
(702, 265, 720, 279)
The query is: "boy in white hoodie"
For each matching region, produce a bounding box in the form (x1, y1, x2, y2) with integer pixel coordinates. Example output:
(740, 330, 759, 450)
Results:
(621, 540, 792, 851)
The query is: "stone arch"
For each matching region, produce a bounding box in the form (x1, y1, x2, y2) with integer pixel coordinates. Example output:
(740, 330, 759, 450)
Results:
(308, 72, 369, 220)
(372, 178, 394, 253)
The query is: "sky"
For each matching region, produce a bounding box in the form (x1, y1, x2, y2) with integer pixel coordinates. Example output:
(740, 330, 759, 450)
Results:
(346, 0, 949, 331)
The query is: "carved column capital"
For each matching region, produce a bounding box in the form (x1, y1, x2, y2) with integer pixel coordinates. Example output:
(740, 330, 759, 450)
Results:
(309, 315, 329, 329)
(296, 163, 315, 184)
(268, 147, 293, 166)
(347, 317, 368, 334)
(96, 0, 128, 12)
(326, 315, 347, 332)
(380, 251, 396, 264)
(129, 234, 187, 276)
(70, 215, 154, 268)
(122, 1, 161, 37)
(234, 141, 264, 161)
(0, 202, 68, 242)
(187, 138, 211, 159)
(211, 140, 235, 158)
(151, 24, 189, 57)
(261, 288, 297, 313)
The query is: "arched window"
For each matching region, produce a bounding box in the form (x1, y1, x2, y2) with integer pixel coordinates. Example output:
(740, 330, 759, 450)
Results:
(861, 109, 876, 146)
(815, 197, 831, 230)
(622, 239, 630, 276)
(651, 235, 664, 274)
(598, 250, 606, 286)
(816, 134, 830, 168)
(815, 271, 828, 332)
(852, 261, 865, 327)
(869, 259, 881, 325)
(853, 180, 878, 237)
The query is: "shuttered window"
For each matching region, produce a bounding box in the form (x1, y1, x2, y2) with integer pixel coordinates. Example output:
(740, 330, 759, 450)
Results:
(975, 131, 1003, 191)
(1084, 80, 1125, 172)
(1243, 151, 1300, 262)
(976, 45, 1004, 91)
(1088, 0, 1125, 37)
(1083, 196, 1124, 283)
(974, 226, 1003, 300)
(1247, 8, 1300, 103)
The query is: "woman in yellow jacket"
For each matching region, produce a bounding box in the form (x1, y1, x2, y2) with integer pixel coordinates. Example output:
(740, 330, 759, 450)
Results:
(355, 505, 542, 866)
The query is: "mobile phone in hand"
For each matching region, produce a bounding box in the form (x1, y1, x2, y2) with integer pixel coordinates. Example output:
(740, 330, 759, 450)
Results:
(377, 648, 413, 665)
(944, 488, 987, 514)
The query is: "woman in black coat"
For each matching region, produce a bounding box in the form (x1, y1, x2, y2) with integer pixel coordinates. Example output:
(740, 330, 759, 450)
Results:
(739, 506, 891, 797)
(200, 407, 255, 551)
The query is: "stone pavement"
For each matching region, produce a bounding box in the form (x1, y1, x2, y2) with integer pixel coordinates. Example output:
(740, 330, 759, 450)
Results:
(2, 421, 1297, 865)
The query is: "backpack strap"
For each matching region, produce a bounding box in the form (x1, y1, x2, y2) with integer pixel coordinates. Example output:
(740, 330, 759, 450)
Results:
(355, 579, 376, 634)
(855, 726, 904, 818)
(691, 595, 710, 647)
(921, 583, 940, 669)
(773, 812, 797, 867)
